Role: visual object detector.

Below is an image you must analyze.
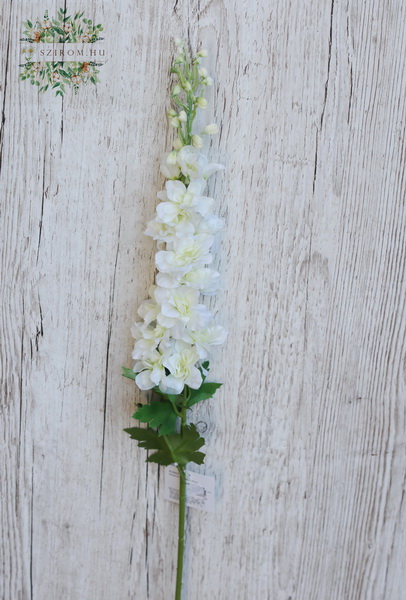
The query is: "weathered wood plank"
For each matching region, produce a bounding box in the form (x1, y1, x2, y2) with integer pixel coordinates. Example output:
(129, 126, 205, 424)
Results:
(1, 1, 405, 599)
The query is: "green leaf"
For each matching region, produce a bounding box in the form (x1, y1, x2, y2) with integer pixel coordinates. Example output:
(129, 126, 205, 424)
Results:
(121, 366, 136, 381)
(27, 20, 33, 28)
(133, 401, 178, 436)
(186, 382, 222, 408)
(151, 387, 183, 407)
(124, 424, 205, 467)
(167, 393, 182, 405)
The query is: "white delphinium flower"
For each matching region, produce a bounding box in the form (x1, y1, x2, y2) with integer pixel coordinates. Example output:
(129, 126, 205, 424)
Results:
(155, 234, 214, 275)
(133, 350, 166, 390)
(155, 286, 212, 331)
(131, 321, 169, 357)
(160, 341, 202, 394)
(137, 295, 160, 325)
(160, 179, 215, 218)
(144, 219, 178, 244)
(129, 43, 226, 397)
(195, 213, 224, 235)
(156, 267, 221, 295)
(123, 42, 229, 600)
(176, 145, 224, 181)
(181, 325, 228, 359)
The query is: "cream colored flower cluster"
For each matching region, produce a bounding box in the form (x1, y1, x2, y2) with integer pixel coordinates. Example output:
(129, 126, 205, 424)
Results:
(131, 43, 226, 395)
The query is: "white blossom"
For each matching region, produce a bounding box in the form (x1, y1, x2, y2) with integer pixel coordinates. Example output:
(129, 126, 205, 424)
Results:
(156, 267, 221, 295)
(181, 325, 228, 359)
(134, 350, 166, 390)
(176, 145, 224, 181)
(155, 286, 212, 331)
(155, 234, 214, 275)
(130, 52, 227, 395)
(160, 341, 202, 394)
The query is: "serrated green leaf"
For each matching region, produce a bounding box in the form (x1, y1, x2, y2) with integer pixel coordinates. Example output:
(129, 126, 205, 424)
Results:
(186, 382, 222, 408)
(121, 366, 136, 380)
(124, 424, 205, 467)
(133, 401, 178, 436)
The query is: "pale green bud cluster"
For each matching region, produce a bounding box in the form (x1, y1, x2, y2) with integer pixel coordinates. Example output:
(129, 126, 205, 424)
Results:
(167, 38, 219, 151)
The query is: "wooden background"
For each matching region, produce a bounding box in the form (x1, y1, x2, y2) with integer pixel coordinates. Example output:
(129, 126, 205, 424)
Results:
(1, 1, 405, 598)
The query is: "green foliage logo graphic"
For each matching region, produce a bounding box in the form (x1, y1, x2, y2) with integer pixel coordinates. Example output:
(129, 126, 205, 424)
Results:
(19, 9, 104, 96)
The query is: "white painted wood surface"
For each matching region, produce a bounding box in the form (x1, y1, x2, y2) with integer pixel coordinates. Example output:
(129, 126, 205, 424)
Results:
(1, 1, 405, 598)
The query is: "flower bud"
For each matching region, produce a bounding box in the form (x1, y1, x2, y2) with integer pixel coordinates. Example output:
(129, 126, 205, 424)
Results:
(168, 108, 177, 118)
(198, 67, 208, 77)
(192, 134, 203, 148)
(196, 97, 207, 109)
(183, 81, 192, 91)
(166, 150, 178, 165)
(203, 123, 219, 135)
(205, 76, 213, 86)
(178, 110, 187, 123)
(170, 117, 180, 128)
(198, 49, 208, 57)
(173, 138, 183, 151)
(172, 84, 181, 96)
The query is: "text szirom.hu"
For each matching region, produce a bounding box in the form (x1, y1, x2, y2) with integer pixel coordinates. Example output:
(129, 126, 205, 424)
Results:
(20, 43, 107, 63)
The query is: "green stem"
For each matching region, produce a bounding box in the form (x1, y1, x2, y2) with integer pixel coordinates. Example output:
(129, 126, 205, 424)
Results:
(175, 403, 187, 600)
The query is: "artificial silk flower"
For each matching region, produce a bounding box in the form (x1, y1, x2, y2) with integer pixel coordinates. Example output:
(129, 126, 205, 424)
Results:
(165, 179, 215, 217)
(176, 145, 225, 180)
(132, 338, 158, 360)
(155, 234, 214, 275)
(156, 267, 221, 294)
(181, 325, 228, 359)
(123, 40, 226, 600)
(155, 286, 212, 331)
(155, 202, 201, 234)
(195, 213, 224, 234)
(161, 341, 202, 393)
(137, 297, 160, 325)
(133, 350, 166, 390)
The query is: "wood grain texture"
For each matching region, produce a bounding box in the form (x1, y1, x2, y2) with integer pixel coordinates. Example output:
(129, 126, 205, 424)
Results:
(1, 1, 405, 599)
